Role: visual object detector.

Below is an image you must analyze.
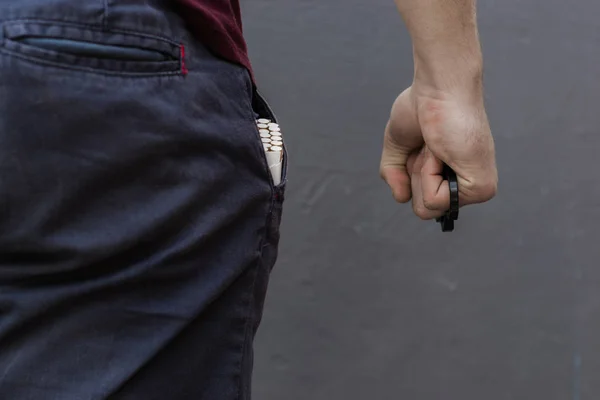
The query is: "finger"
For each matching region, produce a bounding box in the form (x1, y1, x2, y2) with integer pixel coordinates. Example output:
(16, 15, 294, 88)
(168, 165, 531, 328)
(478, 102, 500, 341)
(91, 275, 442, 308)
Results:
(392, 150, 420, 205)
(406, 151, 419, 176)
(410, 153, 441, 220)
(380, 123, 413, 203)
(381, 165, 412, 203)
(421, 148, 450, 213)
(380, 90, 425, 204)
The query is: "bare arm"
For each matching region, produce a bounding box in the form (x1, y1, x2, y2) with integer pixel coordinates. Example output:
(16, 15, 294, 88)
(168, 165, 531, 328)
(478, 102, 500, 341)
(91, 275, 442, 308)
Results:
(395, 0, 483, 91)
(380, 0, 497, 220)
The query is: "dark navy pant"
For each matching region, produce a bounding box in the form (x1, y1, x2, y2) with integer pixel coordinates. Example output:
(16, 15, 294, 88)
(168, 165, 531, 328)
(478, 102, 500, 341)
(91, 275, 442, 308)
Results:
(0, 1, 286, 398)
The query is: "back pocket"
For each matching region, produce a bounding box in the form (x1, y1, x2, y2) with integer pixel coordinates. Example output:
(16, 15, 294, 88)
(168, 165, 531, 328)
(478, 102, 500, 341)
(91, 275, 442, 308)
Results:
(1, 21, 182, 76)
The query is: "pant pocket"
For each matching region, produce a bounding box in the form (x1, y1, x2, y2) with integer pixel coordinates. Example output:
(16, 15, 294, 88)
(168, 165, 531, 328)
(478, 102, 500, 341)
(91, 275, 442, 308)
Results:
(1, 21, 182, 75)
(251, 89, 288, 196)
(248, 87, 286, 275)
(18, 38, 174, 61)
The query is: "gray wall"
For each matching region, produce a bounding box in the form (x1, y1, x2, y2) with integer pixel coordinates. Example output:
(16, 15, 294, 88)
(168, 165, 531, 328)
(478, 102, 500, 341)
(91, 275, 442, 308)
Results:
(243, 1, 600, 399)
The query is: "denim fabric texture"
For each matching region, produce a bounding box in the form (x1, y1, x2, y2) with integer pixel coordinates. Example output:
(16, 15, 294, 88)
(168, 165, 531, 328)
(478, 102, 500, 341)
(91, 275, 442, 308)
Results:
(0, 0, 286, 399)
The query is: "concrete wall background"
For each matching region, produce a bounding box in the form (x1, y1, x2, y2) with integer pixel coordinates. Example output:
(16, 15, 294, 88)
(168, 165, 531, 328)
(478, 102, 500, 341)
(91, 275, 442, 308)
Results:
(242, 1, 600, 399)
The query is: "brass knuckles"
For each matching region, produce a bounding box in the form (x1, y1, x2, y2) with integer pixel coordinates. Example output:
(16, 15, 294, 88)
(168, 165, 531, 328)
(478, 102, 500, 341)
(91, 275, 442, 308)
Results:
(436, 164, 459, 232)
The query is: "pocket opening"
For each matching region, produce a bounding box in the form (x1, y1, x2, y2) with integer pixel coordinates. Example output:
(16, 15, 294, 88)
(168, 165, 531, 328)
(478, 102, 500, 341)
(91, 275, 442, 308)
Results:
(17, 37, 176, 62)
(251, 89, 288, 192)
(1, 21, 182, 76)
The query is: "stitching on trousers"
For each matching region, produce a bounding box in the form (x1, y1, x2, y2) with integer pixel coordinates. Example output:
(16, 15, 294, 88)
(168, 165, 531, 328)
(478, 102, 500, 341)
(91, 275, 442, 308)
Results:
(4, 18, 181, 45)
(180, 43, 188, 76)
(0, 48, 182, 77)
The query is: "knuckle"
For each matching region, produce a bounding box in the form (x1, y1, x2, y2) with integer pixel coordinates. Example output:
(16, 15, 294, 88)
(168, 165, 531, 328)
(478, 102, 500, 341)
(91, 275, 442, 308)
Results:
(462, 174, 498, 202)
(413, 205, 430, 220)
(481, 181, 498, 201)
(422, 195, 437, 211)
(477, 173, 498, 201)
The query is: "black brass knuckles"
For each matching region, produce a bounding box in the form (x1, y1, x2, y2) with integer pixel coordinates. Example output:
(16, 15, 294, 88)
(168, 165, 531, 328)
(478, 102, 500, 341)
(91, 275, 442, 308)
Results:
(436, 164, 459, 232)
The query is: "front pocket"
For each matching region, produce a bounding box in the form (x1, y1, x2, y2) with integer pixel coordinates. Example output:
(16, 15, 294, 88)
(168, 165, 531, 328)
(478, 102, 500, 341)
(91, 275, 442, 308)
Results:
(252, 89, 288, 193)
(1, 21, 182, 76)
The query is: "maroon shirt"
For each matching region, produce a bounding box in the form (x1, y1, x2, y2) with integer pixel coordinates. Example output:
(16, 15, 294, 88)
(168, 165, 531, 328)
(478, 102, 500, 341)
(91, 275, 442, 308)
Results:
(174, 0, 252, 76)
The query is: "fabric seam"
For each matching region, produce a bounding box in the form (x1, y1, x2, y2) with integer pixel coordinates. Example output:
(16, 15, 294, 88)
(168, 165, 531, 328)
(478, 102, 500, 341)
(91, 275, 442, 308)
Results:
(234, 79, 278, 400)
(0, 47, 182, 77)
(1, 18, 182, 46)
(235, 232, 268, 400)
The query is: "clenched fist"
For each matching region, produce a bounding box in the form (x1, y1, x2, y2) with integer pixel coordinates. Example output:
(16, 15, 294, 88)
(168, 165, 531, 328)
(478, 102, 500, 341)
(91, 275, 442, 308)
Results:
(380, 84, 498, 220)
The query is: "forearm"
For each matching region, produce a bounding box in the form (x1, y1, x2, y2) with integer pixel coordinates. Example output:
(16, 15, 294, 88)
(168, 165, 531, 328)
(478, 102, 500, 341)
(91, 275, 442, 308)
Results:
(395, 0, 483, 92)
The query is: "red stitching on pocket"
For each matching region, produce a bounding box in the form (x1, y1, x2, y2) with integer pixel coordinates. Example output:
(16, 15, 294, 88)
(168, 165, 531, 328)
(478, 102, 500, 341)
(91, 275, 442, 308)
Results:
(180, 43, 188, 76)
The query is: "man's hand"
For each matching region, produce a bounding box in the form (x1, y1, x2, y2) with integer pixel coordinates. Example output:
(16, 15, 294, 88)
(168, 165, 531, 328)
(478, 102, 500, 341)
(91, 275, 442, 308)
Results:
(380, 83, 497, 220)
(382, 0, 498, 220)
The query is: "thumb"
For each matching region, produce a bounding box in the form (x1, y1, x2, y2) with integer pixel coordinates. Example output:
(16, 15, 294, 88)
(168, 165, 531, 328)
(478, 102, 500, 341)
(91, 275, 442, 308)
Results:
(380, 90, 424, 203)
(420, 147, 450, 213)
(380, 122, 415, 203)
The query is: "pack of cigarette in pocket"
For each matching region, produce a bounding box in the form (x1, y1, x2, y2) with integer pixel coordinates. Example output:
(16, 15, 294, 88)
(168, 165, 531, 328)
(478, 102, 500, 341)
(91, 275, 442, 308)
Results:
(256, 118, 284, 186)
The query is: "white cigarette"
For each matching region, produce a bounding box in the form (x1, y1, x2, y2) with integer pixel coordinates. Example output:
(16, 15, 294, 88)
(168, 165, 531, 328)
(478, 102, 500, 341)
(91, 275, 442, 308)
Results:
(265, 150, 283, 186)
(270, 146, 283, 152)
(268, 123, 279, 129)
(270, 131, 281, 136)
(260, 132, 271, 138)
(257, 123, 269, 129)
(257, 118, 271, 124)
(261, 138, 272, 143)
(270, 140, 283, 146)
(259, 129, 270, 135)
(263, 143, 271, 151)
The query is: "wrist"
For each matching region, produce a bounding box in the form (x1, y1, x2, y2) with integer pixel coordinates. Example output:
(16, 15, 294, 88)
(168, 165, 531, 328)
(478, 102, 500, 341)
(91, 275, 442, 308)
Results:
(413, 60, 484, 103)
(412, 42, 484, 96)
